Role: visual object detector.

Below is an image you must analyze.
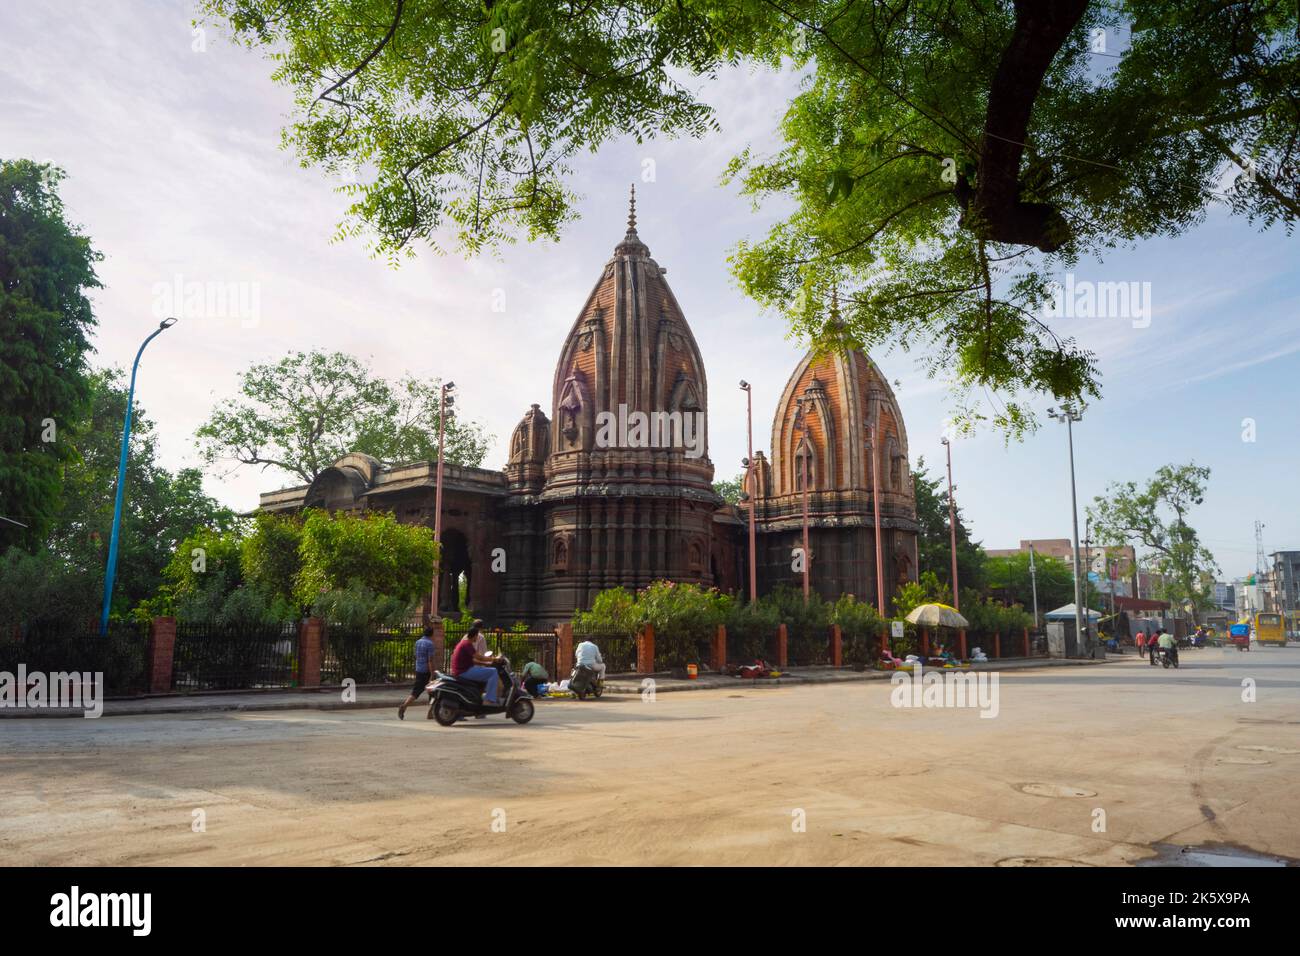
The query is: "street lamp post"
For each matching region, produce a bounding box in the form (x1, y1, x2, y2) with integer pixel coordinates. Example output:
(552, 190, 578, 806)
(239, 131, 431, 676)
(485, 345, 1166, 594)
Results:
(940, 436, 964, 658)
(1048, 403, 1087, 656)
(740, 381, 757, 604)
(100, 317, 178, 635)
(429, 380, 455, 621)
(1028, 541, 1040, 630)
(793, 398, 811, 602)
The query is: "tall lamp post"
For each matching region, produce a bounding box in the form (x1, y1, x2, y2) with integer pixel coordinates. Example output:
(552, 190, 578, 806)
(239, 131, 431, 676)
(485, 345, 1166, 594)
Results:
(1048, 403, 1087, 655)
(1028, 541, 1040, 630)
(429, 380, 455, 621)
(739, 380, 757, 603)
(793, 398, 811, 602)
(101, 317, 179, 635)
(940, 436, 964, 658)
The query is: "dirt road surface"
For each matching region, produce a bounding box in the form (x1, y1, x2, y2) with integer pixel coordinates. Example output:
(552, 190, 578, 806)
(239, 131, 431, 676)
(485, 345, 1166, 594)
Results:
(3, 649, 1298, 865)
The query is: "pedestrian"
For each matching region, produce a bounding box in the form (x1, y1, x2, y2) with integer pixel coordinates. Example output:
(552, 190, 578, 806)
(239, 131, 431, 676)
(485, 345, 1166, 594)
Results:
(1136, 629, 1147, 659)
(398, 625, 437, 720)
(521, 657, 549, 698)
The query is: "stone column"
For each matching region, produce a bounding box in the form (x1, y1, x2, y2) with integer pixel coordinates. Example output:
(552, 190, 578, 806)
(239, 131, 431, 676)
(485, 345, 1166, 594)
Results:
(556, 622, 574, 678)
(298, 617, 324, 688)
(429, 618, 445, 672)
(146, 617, 176, 694)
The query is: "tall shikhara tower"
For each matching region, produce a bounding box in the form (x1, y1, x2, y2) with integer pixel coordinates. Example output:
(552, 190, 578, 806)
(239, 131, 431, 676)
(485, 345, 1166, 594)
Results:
(500, 188, 721, 620)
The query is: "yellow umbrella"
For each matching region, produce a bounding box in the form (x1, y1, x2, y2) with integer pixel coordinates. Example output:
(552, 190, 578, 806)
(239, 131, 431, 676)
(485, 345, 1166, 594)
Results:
(905, 603, 969, 629)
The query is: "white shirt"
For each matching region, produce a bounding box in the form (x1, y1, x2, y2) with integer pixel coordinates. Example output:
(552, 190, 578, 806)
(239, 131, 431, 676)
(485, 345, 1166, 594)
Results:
(575, 640, 603, 667)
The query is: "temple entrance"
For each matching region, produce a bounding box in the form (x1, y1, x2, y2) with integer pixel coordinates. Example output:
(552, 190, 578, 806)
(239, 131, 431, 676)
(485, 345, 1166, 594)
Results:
(438, 528, 471, 616)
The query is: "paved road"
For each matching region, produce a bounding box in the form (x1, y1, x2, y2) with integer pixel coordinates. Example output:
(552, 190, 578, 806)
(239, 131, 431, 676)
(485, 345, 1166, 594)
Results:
(2, 648, 1297, 865)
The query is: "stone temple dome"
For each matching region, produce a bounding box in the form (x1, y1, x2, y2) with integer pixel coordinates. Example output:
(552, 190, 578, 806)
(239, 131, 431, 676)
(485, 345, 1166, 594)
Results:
(548, 184, 710, 471)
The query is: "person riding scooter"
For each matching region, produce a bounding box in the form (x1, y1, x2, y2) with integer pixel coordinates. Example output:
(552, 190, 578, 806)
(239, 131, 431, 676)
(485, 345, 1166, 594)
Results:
(1155, 628, 1179, 668)
(450, 624, 501, 705)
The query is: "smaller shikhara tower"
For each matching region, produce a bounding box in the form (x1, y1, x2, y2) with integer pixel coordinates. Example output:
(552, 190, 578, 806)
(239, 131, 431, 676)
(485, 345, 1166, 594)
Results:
(750, 310, 920, 611)
(500, 188, 720, 621)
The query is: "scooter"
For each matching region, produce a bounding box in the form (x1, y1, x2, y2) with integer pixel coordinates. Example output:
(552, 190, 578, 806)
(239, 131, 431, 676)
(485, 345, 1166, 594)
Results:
(426, 655, 535, 725)
(569, 663, 605, 700)
(1155, 645, 1180, 669)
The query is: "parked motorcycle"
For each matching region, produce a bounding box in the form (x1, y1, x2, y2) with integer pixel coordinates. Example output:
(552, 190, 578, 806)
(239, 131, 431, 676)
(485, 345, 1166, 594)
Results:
(426, 656, 535, 725)
(569, 663, 604, 700)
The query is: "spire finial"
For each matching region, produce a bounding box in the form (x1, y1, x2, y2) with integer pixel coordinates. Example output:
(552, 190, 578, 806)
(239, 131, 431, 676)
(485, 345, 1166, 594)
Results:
(628, 182, 637, 232)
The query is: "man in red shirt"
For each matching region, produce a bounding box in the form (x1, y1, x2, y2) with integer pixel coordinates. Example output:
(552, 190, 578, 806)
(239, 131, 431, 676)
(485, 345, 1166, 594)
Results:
(450, 624, 501, 705)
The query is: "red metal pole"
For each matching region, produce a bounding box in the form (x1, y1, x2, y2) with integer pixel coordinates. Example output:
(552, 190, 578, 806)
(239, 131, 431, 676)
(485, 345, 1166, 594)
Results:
(745, 385, 757, 604)
(430, 383, 448, 619)
(870, 423, 886, 617)
(801, 448, 810, 602)
(944, 437, 965, 658)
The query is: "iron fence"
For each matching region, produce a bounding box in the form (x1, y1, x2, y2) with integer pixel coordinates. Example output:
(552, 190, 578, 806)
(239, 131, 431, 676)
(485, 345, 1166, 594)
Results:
(173, 620, 297, 691)
(322, 620, 424, 685)
(786, 624, 832, 666)
(0, 620, 149, 697)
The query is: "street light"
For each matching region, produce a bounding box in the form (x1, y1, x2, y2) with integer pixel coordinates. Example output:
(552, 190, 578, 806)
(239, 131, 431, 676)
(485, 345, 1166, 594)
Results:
(100, 317, 179, 634)
(739, 380, 757, 603)
(940, 435, 965, 658)
(793, 398, 811, 602)
(1047, 403, 1088, 656)
(429, 380, 454, 620)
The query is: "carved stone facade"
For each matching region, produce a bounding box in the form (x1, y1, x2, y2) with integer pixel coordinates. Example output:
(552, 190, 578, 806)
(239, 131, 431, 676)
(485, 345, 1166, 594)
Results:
(751, 344, 920, 611)
(259, 195, 916, 623)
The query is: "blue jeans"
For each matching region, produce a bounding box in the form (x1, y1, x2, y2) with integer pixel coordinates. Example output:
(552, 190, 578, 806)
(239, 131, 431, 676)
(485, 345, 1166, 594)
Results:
(459, 665, 500, 704)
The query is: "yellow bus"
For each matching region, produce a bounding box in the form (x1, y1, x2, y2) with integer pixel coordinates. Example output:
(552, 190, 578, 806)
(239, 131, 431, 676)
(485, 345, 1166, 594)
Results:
(1254, 612, 1286, 646)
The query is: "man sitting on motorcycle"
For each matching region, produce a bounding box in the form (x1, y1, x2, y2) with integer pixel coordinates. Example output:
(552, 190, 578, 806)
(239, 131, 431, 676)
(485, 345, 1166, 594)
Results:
(574, 637, 606, 682)
(450, 624, 501, 705)
(1156, 629, 1178, 667)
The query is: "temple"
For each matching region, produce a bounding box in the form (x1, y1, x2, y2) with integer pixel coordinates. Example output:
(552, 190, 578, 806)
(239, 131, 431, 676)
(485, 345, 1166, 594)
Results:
(259, 189, 919, 623)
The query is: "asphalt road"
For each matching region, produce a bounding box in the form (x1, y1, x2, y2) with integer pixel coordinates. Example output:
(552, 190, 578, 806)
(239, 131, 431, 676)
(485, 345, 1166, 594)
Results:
(2, 647, 1298, 865)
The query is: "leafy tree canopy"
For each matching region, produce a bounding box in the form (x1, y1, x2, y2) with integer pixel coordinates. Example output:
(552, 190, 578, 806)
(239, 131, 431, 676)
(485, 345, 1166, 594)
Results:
(195, 349, 492, 484)
(0, 160, 101, 550)
(912, 456, 985, 594)
(1087, 462, 1218, 622)
(200, 0, 1300, 432)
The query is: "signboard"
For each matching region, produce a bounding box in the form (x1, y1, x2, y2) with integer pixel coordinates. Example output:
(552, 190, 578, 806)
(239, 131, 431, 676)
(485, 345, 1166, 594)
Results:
(891, 621, 904, 639)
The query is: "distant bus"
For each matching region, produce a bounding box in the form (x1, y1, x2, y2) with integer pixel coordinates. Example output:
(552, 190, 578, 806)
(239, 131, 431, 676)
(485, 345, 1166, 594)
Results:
(1254, 612, 1286, 646)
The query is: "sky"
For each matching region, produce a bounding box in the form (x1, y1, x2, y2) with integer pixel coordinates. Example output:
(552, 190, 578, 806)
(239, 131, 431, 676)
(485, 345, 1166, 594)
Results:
(2, 0, 1296, 581)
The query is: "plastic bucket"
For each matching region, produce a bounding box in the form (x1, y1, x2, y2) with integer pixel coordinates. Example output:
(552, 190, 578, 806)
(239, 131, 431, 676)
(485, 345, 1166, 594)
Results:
(686, 663, 698, 679)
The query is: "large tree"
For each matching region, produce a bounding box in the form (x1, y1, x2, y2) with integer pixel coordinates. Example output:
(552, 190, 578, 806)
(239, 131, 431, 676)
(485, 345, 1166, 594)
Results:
(0, 160, 101, 550)
(984, 550, 1074, 617)
(1087, 462, 1218, 622)
(200, 0, 1300, 431)
(195, 349, 492, 484)
(47, 368, 239, 615)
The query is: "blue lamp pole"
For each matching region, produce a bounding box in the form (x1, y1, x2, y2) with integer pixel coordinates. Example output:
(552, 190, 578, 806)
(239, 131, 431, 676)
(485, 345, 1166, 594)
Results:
(100, 317, 178, 635)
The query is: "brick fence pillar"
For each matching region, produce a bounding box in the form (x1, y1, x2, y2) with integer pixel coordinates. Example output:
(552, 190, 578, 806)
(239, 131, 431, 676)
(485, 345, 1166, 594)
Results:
(712, 624, 726, 673)
(556, 622, 573, 678)
(922, 628, 930, 657)
(298, 617, 324, 688)
(429, 618, 445, 672)
(1024, 627, 1030, 657)
(637, 623, 655, 675)
(775, 623, 787, 668)
(830, 624, 842, 667)
(958, 628, 968, 660)
(994, 632, 1002, 659)
(880, 623, 889, 658)
(146, 617, 176, 694)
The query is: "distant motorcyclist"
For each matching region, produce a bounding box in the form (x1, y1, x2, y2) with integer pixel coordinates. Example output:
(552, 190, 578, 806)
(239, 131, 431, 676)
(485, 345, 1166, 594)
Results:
(1156, 629, 1178, 667)
(574, 637, 606, 681)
